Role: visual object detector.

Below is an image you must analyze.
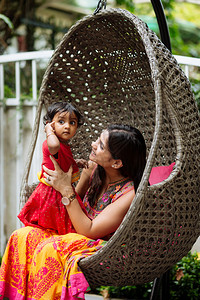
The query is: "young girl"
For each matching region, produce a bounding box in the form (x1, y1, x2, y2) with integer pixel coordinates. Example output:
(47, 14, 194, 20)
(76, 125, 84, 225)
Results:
(18, 102, 87, 234)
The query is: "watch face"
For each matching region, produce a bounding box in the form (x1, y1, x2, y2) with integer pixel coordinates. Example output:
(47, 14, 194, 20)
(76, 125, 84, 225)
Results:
(62, 197, 70, 206)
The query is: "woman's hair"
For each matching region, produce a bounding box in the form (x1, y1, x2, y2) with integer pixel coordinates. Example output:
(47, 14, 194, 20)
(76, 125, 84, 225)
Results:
(87, 124, 147, 207)
(43, 102, 84, 126)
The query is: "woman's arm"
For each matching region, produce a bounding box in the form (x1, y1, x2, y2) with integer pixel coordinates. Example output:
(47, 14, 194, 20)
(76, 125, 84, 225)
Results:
(43, 157, 135, 239)
(66, 187, 135, 239)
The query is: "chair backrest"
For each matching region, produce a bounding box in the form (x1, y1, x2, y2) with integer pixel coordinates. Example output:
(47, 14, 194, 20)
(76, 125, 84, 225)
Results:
(20, 8, 200, 287)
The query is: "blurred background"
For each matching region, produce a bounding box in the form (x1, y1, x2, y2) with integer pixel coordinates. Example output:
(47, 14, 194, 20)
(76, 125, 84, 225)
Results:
(0, 0, 200, 57)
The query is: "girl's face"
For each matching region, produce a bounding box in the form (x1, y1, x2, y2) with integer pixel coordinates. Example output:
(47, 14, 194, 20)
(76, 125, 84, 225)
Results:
(52, 111, 78, 142)
(89, 130, 114, 168)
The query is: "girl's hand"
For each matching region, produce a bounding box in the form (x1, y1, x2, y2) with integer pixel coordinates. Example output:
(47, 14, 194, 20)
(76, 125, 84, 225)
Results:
(75, 158, 88, 169)
(45, 122, 60, 154)
(43, 156, 73, 195)
(45, 121, 55, 135)
(75, 160, 96, 198)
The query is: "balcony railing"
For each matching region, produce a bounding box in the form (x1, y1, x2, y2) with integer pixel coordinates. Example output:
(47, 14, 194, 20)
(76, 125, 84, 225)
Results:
(0, 51, 200, 255)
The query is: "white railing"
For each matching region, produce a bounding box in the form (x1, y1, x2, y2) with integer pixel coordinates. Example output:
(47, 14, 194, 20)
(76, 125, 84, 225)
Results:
(0, 51, 200, 255)
(175, 55, 200, 77)
(0, 51, 53, 255)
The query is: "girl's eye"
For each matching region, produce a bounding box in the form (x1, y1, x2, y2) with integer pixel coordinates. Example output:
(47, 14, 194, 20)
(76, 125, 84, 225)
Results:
(70, 120, 76, 125)
(59, 120, 64, 124)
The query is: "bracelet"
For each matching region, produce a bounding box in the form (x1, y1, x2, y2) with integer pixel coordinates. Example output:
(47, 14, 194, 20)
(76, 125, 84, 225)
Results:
(46, 132, 55, 138)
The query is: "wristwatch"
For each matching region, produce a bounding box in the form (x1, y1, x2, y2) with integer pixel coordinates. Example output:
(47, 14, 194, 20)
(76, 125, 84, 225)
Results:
(62, 193, 76, 206)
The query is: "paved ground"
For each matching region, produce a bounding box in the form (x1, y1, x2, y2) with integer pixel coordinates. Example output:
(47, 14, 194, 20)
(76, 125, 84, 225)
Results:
(191, 236, 200, 253)
(85, 295, 103, 300)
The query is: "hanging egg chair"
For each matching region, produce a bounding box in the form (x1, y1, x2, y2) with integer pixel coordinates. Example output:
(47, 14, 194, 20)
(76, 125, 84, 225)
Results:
(20, 2, 200, 289)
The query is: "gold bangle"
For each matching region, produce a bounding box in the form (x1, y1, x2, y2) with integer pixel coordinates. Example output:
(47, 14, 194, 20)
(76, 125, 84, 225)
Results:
(46, 132, 55, 138)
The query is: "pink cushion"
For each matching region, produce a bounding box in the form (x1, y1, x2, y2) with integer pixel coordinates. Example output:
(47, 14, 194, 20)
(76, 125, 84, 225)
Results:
(149, 162, 175, 185)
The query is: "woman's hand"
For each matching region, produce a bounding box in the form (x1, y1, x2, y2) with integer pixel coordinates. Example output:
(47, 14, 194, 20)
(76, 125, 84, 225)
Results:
(43, 156, 73, 195)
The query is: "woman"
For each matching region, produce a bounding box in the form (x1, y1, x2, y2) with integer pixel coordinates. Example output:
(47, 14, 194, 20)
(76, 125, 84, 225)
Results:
(0, 124, 146, 300)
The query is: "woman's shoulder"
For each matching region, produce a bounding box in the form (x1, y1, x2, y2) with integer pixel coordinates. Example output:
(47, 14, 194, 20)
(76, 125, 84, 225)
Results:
(112, 178, 134, 190)
(122, 179, 134, 189)
(111, 178, 134, 202)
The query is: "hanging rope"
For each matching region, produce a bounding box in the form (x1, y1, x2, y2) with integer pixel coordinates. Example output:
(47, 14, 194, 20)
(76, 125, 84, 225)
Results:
(151, 0, 171, 51)
(94, 0, 107, 15)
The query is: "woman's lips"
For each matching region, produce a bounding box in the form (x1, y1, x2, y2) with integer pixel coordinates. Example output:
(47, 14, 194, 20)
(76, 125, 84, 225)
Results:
(90, 150, 96, 157)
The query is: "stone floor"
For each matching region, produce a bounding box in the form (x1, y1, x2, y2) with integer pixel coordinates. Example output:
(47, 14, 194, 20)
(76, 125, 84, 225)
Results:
(85, 295, 103, 300)
(191, 236, 200, 253)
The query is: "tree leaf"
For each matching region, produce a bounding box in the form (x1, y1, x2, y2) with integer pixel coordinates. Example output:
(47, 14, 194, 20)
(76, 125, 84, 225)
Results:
(0, 14, 14, 29)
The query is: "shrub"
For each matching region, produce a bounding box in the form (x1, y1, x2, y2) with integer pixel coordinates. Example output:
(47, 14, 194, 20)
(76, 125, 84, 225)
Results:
(170, 252, 200, 300)
(96, 283, 152, 299)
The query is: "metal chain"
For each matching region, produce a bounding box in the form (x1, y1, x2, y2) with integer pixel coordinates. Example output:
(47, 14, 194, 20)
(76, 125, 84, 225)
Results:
(94, 0, 107, 15)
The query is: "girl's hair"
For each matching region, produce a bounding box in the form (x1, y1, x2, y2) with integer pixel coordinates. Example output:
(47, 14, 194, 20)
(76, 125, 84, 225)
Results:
(43, 102, 84, 126)
(87, 124, 147, 207)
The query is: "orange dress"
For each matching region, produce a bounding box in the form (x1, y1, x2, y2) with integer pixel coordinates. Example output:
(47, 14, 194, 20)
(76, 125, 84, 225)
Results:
(18, 140, 85, 234)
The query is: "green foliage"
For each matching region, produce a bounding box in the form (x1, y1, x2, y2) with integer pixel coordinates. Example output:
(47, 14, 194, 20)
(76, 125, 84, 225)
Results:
(4, 84, 15, 98)
(0, 14, 13, 29)
(170, 252, 200, 300)
(115, 0, 134, 12)
(96, 283, 152, 299)
(134, 1, 200, 57)
(116, 0, 200, 57)
(93, 252, 200, 299)
(172, 3, 200, 28)
(162, 0, 176, 19)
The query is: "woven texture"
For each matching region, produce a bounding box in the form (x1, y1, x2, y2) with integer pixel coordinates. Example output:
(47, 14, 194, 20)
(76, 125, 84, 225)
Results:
(20, 8, 200, 287)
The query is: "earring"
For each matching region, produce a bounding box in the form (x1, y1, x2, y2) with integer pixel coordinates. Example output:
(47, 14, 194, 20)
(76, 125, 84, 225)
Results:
(112, 164, 115, 168)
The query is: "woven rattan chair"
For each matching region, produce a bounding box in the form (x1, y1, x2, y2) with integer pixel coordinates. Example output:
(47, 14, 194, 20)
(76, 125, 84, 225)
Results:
(20, 8, 200, 289)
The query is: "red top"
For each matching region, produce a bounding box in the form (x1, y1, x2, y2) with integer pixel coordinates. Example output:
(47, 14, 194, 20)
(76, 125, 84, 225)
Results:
(40, 140, 79, 182)
(18, 140, 84, 234)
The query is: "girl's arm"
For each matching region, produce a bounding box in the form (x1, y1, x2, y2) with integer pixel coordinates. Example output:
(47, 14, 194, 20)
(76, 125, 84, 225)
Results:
(75, 160, 96, 199)
(43, 157, 135, 239)
(45, 122, 60, 155)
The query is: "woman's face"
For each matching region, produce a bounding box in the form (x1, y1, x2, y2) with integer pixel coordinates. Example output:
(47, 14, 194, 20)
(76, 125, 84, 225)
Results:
(89, 130, 113, 168)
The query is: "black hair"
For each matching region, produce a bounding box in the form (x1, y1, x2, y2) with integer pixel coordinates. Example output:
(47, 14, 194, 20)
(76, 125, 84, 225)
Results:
(43, 102, 84, 126)
(87, 124, 147, 207)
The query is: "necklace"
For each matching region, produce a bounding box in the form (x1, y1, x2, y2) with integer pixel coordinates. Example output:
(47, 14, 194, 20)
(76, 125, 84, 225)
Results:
(108, 177, 128, 185)
(96, 177, 129, 204)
